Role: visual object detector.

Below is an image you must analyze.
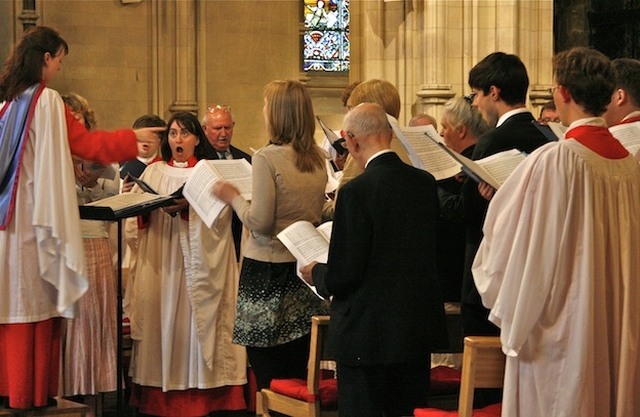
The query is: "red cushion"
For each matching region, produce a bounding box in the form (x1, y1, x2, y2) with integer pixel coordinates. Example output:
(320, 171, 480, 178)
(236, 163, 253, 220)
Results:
(414, 402, 502, 417)
(269, 378, 338, 406)
(430, 366, 462, 394)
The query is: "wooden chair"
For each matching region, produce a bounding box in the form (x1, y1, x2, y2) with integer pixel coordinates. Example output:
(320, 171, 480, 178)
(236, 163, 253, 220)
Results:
(256, 315, 337, 417)
(414, 336, 505, 417)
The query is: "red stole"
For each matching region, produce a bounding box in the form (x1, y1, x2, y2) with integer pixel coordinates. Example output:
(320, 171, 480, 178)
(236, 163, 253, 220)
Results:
(566, 125, 628, 159)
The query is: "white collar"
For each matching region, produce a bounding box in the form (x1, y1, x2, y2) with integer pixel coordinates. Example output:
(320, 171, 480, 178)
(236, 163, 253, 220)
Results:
(496, 107, 530, 128)
(622, 110, 640, 121)
(365, 149, 394, 169)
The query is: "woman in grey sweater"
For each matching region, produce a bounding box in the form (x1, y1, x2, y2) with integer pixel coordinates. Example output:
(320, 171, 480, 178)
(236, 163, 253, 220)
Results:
(214, 79, 330, 389)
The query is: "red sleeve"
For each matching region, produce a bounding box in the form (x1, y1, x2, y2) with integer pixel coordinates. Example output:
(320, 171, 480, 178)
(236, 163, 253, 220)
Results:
(65, 107, 139, 164)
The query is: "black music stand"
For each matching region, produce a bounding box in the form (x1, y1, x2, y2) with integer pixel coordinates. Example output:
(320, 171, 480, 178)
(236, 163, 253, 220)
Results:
(79, 197, 170, 415)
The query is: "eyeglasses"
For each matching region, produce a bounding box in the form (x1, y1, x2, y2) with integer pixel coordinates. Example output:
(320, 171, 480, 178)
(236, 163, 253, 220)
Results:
(207, 104, 232, 114)
(548, 86, 560, 95)
(463, 92, 476, 105)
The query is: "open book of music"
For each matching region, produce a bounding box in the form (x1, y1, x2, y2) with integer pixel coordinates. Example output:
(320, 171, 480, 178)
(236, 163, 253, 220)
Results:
(609, 121, 640, 155)
(79, 191, 180, 220)
(537, 120, 640, 156)
(277, 220, 333, 299)
(182, 159, 252, 228)
(388, 114, 526, 189)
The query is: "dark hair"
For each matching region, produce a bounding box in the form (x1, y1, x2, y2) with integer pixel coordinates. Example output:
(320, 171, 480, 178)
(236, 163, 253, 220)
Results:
(468, 52, 529, 106)
(553, 47, 614, 116)
(132, 114, 166, 129)
(612, 58, 640, 108)
(540, 101, 556, 113)
(0, 26, 69, 102)
(160, 112, 214, 162)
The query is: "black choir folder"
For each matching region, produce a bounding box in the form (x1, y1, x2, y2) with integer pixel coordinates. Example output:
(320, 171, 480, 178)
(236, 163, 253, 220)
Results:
(317, 116, 348, 156)
(119, 158, 148, 180)
(387, 114, 526, 190)
(79, 177, 184, 221)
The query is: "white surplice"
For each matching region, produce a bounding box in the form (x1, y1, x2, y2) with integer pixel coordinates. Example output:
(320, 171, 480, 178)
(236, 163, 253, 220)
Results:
(473, 120, 640, 417)
(0, 87, 87, 322)
(127, 162, 246, 390)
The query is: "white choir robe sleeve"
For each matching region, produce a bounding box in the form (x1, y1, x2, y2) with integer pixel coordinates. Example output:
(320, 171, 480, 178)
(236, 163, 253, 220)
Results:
(472, 142, 569, 357)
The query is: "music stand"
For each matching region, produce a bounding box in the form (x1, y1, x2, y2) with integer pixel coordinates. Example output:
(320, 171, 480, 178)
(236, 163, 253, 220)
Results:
(79, 197, 170, 415)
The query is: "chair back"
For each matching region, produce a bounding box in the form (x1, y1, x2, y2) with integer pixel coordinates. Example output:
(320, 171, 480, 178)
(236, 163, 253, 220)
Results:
(257, 315, 336, 417)
(458, 336, 505, 417)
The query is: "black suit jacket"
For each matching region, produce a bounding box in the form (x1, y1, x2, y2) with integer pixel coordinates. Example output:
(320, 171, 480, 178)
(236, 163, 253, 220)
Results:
(460, 112, 549, 307)
(207, 145, 252, 261)
(435, 144, 475, 302)
(313, 152, 448, 366)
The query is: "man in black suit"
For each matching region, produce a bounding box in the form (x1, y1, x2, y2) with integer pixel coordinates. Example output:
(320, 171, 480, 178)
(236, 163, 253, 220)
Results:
(301, 103, 448, 417)
(202, 105, 252, 261)
(460, 52, 550, 337)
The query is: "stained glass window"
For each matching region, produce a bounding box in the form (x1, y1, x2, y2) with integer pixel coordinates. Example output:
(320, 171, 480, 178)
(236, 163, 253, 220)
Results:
(303, 0, 350, 72)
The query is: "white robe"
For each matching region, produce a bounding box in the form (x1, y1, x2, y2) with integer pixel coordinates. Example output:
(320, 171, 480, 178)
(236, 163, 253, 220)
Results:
(127, 162, 246, 390)
(472, 120, 640, 417)
(0, 88, 86, 322)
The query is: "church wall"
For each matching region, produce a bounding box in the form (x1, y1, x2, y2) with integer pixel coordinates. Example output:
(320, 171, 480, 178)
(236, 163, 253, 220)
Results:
(0, 0, 554, 151)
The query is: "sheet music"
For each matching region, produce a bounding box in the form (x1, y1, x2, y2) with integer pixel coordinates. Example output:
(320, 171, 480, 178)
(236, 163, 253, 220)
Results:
(277, 220, 333, 300)
(183, 159, 252, 228)
(387, 115, 462, 180)
(83, 192, 166, 211)
(277, 220, 332, 265)
(609, 121, 640, 155)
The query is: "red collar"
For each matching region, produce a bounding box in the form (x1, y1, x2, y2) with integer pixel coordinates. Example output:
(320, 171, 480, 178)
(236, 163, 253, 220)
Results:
(168, 155, 198, 167)
(566, 125, 628, 159)
(617, 114, 640, 125)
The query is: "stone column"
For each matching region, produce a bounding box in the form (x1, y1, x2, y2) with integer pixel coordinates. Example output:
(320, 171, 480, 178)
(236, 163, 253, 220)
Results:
(351, 0, 554, 125)
(167, 0, 198, 115)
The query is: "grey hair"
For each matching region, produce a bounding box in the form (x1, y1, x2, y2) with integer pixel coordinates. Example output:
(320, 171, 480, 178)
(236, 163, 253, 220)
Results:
(343, 102, 392, 138)
(442, 97, 490, 138)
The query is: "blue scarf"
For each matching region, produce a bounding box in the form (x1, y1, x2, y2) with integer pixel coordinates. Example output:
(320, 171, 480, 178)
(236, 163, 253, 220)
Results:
(0, 82, 45, 228)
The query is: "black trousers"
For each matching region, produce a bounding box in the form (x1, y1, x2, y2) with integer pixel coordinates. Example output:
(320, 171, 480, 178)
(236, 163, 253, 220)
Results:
(336, 358, 431, 417)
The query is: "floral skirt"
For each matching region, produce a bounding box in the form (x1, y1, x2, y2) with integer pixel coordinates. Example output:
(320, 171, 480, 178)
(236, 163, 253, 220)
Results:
(232, 258, 330, 347)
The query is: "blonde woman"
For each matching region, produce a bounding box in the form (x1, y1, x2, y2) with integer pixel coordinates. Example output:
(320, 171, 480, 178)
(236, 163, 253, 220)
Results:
(323, 79, 411, 219)
(214, 80, 330, 389)
(60, 92, 119, 417)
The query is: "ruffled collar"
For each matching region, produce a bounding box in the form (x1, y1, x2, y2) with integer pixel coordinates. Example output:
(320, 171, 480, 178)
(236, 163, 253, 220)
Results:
(169, 155, 198, 167)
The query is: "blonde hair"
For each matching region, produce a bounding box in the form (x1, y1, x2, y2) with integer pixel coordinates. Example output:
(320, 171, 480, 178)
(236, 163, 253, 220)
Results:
(346, 79, 401, 118)
(61, 92, 96, 130)
(263, 80, 324, 173)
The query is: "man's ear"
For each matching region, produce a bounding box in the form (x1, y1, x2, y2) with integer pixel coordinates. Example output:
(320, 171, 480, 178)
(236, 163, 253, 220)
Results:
(489, 85, 501, 102)
(458, 124, 468, 140)
(345, 133, 358, 154)
(616, 89, 628, 106)
(558, 85, 572, 104)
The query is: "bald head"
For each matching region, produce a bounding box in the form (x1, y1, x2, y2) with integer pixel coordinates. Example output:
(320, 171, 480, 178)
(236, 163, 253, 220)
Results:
(343, 103, 393, 168)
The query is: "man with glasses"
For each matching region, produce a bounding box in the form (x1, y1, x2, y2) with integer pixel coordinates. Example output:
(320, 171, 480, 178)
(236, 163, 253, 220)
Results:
(458, 52, 549, 341)
(473, 46, 640, 417)
(202, 105, 252, 261)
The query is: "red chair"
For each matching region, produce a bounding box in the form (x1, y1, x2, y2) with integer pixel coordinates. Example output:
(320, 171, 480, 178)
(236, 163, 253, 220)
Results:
(414, 336, 505, 417)
(256, 316, 337, 417)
